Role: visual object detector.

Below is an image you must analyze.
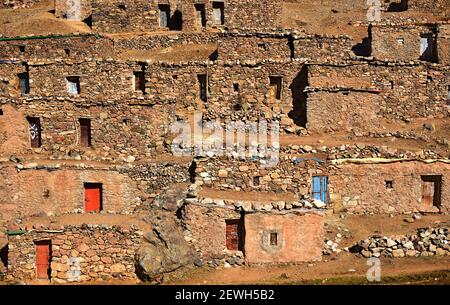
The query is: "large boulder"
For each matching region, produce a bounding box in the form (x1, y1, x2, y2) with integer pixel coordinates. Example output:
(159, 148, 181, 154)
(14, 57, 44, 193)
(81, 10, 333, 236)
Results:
(135, 212, 194, 281)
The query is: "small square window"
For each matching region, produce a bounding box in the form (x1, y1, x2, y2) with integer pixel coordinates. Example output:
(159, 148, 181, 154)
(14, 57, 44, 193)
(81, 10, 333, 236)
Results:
(64, 49, 71, 56)
(270, 232, 278, 246)
(66, 76, 80, 95)
(233, 83, 240, 92)
(385, 180, 394, 189)
(0, 108, 3, 115)
(19, 45, 25, 53)
(397, 38, 405, 45)
(257, 43, 266, 50)
(133, 71, 145, 93)
(18, 72, 30, 95)
(253, 176, 260, 186)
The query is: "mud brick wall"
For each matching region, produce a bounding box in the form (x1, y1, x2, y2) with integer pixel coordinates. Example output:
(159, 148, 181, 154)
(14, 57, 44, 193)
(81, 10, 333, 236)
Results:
(0, 165, 144, 220)
(331, 161, 450, 215)
(371, 25, 436, 62)
(0, 102, 176, 160)
(244, 212, 324, 264)
(182, 203, 241, 258)
(0, 36, 113, 61)
(7, 225, 141, 283)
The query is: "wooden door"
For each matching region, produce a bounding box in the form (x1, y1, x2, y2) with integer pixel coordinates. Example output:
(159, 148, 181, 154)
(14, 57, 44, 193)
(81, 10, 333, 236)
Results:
(79, 118, 91, 147)
(35, 240, 51, 279)
(421, 180, 434, 207)
(84, 183, 101, 212)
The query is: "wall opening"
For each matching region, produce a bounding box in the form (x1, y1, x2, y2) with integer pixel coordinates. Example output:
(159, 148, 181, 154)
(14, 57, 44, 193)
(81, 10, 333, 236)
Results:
(26, 116, 41, 148)
(270, 232, 278, 246)
(226, 219, 244, 251)
(385, 180, 394, 189)
(289, 65, 308, 127)
(312, 176, 328, 203)
(421, 175, 442, 208)
(35, 240, 51, 280)
(133, 71, 145, 93)
(84, 183, 102, 212)
(66, 76, 80, 95)
(170, 9, 183, 31)
(269, 76, 283, 100)
(253, 176, 261, 186)
(18, 72, 30, 95)
(198, 74, 208, 102)
(0, 108, 3, 115)
(64, 48, 71, 56)
(19, 45, 25, 53)
(233, 83, 240, 92)
(195, 4, 206, 29)
(159, 4, 170, 28)
(420, 33, 437, 63)
(212, 1, 224, 25)
(79, 118, 91, 147)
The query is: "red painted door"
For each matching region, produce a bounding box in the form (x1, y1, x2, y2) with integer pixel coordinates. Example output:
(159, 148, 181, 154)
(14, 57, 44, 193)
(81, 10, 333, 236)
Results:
(84, 183, 101, 212)
(35, 240, 50, 279)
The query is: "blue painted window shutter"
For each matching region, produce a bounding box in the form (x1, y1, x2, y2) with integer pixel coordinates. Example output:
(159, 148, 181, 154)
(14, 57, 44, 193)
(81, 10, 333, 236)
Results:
(312, 176, 328, 202)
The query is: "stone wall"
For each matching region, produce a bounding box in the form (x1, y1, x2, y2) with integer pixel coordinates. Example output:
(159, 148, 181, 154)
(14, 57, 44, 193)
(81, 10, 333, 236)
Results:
(181, 203, 241, 258)
(371, 25, 437, 62)
(7, 225, 141, 283)
(244, 212, 324, 264)
(331, 161, 450, 214)
(0, 0, 44, 9)
(89, 0, 281, 33)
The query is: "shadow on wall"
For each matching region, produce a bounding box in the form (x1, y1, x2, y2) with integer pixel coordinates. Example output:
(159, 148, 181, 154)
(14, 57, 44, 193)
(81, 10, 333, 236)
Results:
(288, 65, 308, 128)
(170, 10, 183, 31)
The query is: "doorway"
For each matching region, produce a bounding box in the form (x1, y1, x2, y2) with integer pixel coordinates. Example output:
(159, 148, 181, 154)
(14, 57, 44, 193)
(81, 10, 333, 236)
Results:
(35, 240, 51, 279)
(421, 175, 442, 208)
(84, 183, 102, 212)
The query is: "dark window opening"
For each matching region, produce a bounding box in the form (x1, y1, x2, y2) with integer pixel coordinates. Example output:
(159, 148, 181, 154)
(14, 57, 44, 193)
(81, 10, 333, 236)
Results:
(118, 3, 127, 10)
(258, 43, 267, 50)
(385, 180, 394, 189)
(169, 9, 183, 31)
(198, 74, 208, 102)
(66, 76, 80, 95)
(390, 81, 394, 89)
(19, 45, 25, 53)
(172, 75, 178, 80)
(27, 117, 41, 148)
(64, 49, 71, 56)
(195, 4, 206, 28)
(269, 76, 283, 100)
(253, 176, 260, 186)
(79, 118, 91, 147)
(421, 175, 442, 208)
(270, 232, 278, 246)
(420, 33, 438, 63)
(226, 219, 244, 251)
(0, 109, 3, 115)
(387, 0, 408, 12)
(159, 4, 170, 28)
(212, 1, 224, 25)
(18, 72, 30, 95)
(233, 83, 240, 92)
(133, 71, 145, 93)
(123, 118, 129, 126)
